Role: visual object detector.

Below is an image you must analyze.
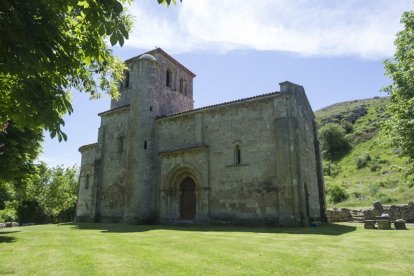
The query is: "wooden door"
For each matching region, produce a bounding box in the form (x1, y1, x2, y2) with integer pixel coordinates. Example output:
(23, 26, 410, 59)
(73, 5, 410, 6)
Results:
(180, 178, 196, 220)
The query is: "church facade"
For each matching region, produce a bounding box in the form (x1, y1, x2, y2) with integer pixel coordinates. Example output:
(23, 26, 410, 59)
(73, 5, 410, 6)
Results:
(75, 48, 326, 226)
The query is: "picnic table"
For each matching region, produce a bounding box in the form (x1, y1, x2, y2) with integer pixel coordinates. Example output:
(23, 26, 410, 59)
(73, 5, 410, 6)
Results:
(364, 217, 407, 230)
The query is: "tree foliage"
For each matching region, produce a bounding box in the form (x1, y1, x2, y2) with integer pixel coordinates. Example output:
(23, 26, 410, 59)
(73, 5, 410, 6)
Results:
(318, 123, 351, 160)
(158, 0, 181, 6)
(0, 123, 43, 182)
(0, 0, 132, 139)
(383, 9, 414, 165)
(327, 184, 349, 204)
(0, 163, 79, 223)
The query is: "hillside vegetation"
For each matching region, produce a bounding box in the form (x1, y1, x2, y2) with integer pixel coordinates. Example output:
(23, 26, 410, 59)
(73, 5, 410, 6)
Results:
(315, 97, 414, 208)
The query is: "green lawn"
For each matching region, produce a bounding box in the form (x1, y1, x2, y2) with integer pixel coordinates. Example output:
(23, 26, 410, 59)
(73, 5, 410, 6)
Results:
(1, 223, 413, 275)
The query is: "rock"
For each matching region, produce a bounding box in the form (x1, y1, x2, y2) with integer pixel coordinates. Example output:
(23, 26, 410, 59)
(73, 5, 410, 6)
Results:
(345, 105, 368, 124)
(373, 201, 384, 216)
(5, 222, 12, 227)
(0, 222, 5, 229)
(12, 222, 19, 227)
(362, 209, 374, 219)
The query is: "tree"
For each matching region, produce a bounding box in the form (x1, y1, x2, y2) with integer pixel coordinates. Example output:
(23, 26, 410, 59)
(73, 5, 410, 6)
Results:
(0, 0, 177, 184)
(318, 123, 351, 160)
(0, 0, 132, 139)
(158, 0, 182, 6)
(1, 162, 79, 223)
(383, 9, 414, 165)
(0, 123, 43, 182)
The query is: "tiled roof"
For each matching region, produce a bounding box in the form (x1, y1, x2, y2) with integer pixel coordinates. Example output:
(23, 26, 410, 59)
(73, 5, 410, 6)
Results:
(124, 48, 196, 77)
(78, 143, 98, 152)
(98, 104, 130, 117)
(157, 91, 282, 119)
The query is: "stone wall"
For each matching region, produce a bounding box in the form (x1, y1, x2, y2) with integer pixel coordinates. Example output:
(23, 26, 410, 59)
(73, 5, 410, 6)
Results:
(362, 202, 414, 222)
(155, 83, 324, 226)
(326, 208, 353, 222)
(327, 202, 414, 222)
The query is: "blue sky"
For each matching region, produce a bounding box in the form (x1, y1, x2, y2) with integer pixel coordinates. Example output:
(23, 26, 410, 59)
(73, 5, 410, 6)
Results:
(40, 0, 413, 167)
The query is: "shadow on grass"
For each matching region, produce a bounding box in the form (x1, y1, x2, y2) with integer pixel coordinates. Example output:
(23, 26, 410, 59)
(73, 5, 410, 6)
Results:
(62, 222, 356, 236)
(0, 231, 19, 243)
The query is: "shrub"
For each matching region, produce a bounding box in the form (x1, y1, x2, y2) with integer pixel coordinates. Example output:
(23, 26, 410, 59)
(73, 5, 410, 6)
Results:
(318, 124, 351, 160)
(16, 200, 48, 224)
(377, 193, 396, 204)
(341, 121, 353, 134)
(0, 208, 16, 222)
(328, 184, 349, 204)
(368, 183, 380, 195)
(55, 203, 76, 223)
(370, 164, 382, 172)
(323, 162, 341, 177)
(355, 153, 371, 169)
(352, 191, 362, 199)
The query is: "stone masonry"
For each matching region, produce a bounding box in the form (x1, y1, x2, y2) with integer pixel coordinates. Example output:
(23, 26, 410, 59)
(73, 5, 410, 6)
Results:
(75, 48, 326, 226)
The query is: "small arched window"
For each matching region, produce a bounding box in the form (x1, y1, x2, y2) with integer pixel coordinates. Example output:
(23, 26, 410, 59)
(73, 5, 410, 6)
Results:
(179, 78, 184, 93)
(85, 174, 90, 189)
(166, 69, 172, 87)
(234, 144, 242, 165)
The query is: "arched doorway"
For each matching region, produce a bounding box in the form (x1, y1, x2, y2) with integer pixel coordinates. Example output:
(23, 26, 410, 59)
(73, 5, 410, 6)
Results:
(180, 178, 196, 220)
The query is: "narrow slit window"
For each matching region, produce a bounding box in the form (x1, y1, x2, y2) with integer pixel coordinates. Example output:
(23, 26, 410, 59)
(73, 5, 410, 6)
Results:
(85, 174, 90, 189)
(166, 70, 172, 87)
(144, 140, 147, 149)
(124, 71, 130, 88)
(118, 136, 124, 153)
(235, 145, 241, 165)
(179, 78, 184, 92)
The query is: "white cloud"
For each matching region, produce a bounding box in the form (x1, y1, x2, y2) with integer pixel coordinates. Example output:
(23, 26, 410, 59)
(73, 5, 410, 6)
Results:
(124, 0, 413, 59)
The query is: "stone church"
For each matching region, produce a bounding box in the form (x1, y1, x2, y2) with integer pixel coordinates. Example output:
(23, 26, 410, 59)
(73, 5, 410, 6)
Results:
(75, 48, 326, 226)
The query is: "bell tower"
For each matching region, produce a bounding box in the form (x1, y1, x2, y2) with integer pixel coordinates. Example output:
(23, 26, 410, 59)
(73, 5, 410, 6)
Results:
(121, 48, 196, 223)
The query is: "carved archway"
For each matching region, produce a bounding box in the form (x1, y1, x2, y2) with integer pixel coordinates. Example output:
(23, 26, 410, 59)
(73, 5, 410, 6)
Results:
(161, 163, 203, 222)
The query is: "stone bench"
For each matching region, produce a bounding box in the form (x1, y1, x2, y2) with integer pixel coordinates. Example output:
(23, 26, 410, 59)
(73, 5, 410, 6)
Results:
(364, 220, 376, 229)
(377, 219, 391, 230)
(393, 220, 407, 230)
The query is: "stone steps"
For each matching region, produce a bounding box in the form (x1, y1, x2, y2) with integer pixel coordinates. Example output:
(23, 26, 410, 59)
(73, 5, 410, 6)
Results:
(351, 210, 365, 222)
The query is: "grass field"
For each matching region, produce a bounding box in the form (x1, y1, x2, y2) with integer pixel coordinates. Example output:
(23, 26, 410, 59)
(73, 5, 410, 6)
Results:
(1, 223, 413, 275)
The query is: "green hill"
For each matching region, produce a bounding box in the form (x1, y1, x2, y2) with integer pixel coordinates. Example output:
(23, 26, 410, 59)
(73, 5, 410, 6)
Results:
(315, 97, 414, 208)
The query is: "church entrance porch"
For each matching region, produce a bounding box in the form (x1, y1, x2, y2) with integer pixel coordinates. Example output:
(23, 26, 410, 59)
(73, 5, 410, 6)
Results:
(159, 161, 209, 224)
(180, 178, 196, 220)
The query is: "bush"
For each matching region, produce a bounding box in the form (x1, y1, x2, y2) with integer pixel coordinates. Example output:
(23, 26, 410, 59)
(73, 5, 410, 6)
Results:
(355, 153, 371, 169)
(318, 124, 351, 160)
(368, 183, 380, 196)
(16, 200, 48, 224)
(0, 208, 16, 222)
(323, 162, 341, 177)
(340, 121, 353, 134)
(377, 193, 396, 204)
(352, 191, 362, 199)
(370, 164, 382, 172)
(55, 203, 76, 223)
(328, 184, 349, 204)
